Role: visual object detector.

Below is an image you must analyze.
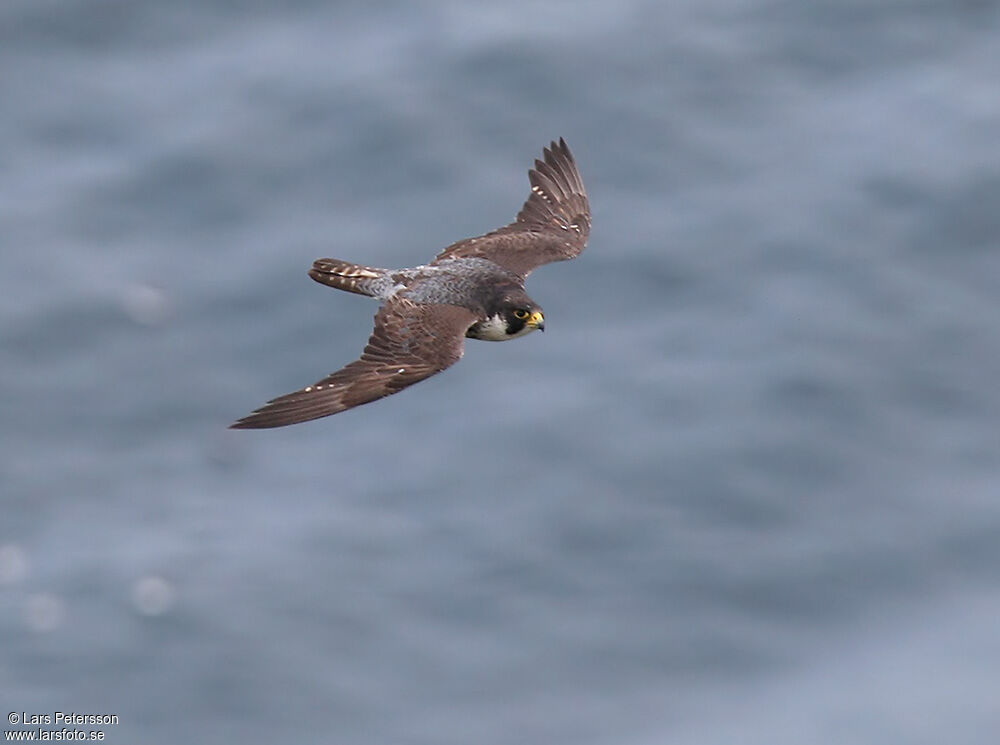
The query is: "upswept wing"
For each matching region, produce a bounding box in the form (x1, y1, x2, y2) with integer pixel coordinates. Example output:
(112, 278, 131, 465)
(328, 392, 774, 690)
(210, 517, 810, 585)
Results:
(431, 138, 590, 277)
(230, 299, 479, 428)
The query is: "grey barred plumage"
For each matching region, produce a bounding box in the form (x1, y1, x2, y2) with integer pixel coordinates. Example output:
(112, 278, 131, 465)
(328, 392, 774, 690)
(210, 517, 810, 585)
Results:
(231, 138, 589, 429)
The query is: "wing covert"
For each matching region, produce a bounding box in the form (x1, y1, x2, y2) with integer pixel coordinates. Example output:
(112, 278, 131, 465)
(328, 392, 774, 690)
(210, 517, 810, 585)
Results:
(230, 300, 479, 428)
(432, 138, 590, 277)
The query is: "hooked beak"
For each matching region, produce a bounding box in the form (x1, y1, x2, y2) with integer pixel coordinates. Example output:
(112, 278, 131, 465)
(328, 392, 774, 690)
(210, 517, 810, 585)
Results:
(527, 311, 545, 332)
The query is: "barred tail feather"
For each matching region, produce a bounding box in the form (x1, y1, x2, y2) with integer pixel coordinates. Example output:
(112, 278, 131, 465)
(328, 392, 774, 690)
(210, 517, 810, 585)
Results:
(309, 259, 387, 297)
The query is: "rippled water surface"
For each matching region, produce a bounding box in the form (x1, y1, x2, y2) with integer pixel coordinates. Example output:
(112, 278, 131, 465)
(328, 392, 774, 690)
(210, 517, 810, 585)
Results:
(3, 1, 1000, 743)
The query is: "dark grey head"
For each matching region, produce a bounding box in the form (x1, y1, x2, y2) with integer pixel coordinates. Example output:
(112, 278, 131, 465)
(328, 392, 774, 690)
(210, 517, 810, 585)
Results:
(466, 291, 544, 341)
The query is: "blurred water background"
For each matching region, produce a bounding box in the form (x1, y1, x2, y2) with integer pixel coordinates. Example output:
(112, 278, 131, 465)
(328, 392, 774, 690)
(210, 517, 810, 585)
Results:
(3, 1, 1000, 743)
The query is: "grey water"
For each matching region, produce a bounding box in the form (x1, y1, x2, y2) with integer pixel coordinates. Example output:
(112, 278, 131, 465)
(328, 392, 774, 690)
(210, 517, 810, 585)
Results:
(3, 1, 1000, 743)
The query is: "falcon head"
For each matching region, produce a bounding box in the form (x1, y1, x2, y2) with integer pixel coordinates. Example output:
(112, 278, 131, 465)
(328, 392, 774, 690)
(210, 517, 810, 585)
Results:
(467, 296, 545, 341)
(504, 305, 545, 337)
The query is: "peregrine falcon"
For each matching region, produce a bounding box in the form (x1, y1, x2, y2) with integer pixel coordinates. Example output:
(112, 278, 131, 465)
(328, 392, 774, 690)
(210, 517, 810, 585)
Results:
(231, 138, 590, 429)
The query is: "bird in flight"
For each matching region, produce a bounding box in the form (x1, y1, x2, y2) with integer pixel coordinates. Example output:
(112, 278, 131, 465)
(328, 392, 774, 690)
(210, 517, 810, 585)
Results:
(231, 138, 590, 429)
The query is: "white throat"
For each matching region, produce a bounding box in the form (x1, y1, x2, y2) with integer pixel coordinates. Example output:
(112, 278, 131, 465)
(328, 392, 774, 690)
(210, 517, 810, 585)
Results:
(470, 313, 536, 342)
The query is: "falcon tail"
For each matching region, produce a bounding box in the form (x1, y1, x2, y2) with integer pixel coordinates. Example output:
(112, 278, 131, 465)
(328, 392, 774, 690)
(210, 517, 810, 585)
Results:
(308, 259, 390, 297)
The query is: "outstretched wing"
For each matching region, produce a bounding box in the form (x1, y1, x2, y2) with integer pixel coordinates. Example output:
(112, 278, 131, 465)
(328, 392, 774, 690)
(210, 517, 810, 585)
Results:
(431, 138, 590, 277)
(231, 299, 479, 428)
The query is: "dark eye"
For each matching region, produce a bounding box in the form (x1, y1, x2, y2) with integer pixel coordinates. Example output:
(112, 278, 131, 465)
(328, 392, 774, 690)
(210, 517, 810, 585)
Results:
(513, 309, 530, 319)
